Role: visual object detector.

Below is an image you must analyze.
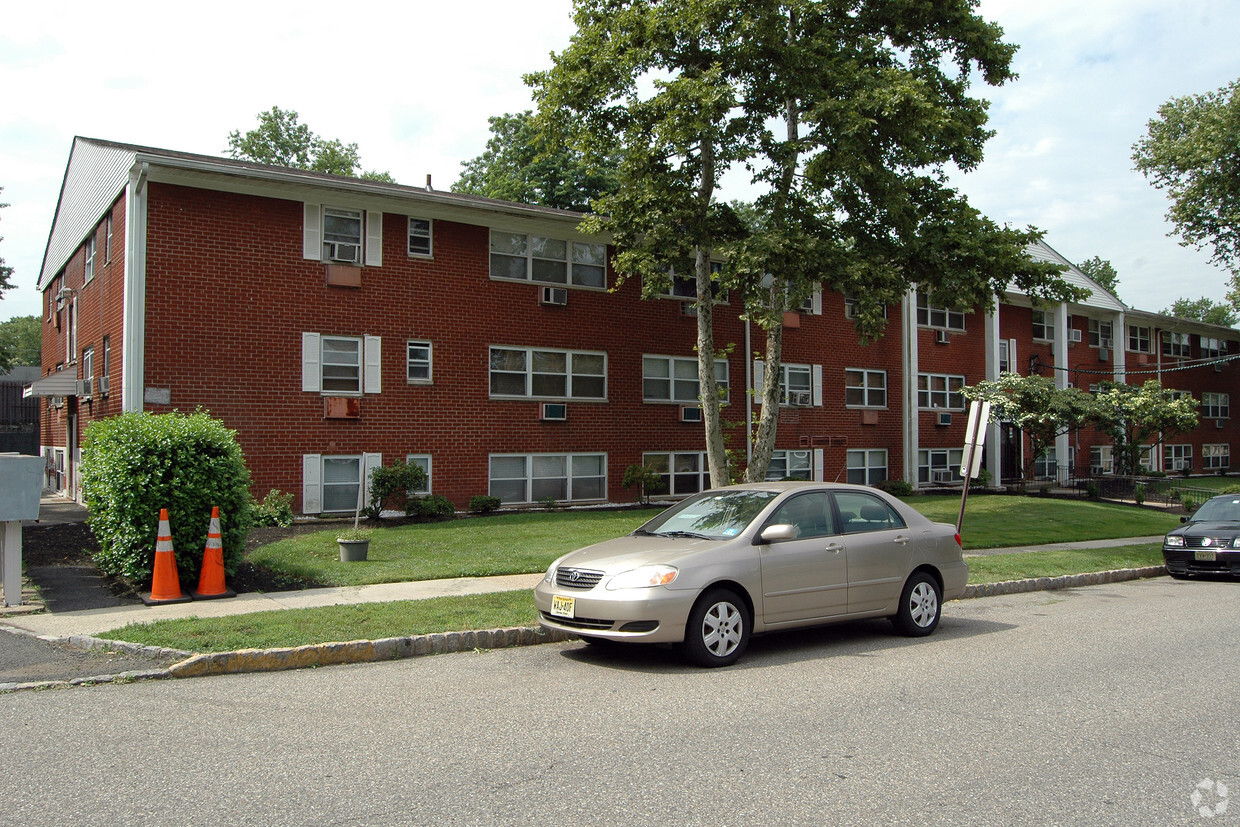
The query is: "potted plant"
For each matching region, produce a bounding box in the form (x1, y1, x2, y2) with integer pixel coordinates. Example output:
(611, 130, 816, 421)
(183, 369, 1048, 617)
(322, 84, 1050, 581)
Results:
(337, 527, 372, 562)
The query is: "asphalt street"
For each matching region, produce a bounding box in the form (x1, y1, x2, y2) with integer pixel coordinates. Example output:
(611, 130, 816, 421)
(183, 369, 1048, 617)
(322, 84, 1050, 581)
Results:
(1, 576, 1236, 825)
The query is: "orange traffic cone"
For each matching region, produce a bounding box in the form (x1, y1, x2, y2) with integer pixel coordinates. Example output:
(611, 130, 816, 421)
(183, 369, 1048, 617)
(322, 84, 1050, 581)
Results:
(192, 506, 235, 600)
(142, 508, 192, 606)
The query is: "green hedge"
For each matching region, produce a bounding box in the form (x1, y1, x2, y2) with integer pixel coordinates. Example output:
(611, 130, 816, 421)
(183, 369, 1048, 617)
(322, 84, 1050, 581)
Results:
(80, 411, 252, 587)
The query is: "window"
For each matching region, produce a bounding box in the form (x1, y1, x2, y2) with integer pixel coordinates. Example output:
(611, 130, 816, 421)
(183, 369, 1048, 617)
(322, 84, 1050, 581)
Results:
(104, 215, 112, 263)
(407, 340, 432, 384)
(489, 347, 606, 399)
(918, 373, 965, 410)
(321, 336, 362, 393)
(1139, 445, 1155, 472)
(845, 369, 886, 408)
(322, 456, 363, 513)
(844, 295, 887, 320)
(489, 230, 606, 288)
(407, 218, 432, 256)
(323, 207, 363, 263)
(1128, 325, 1152, 354)
(658, 261, 724, 300)
(1204, 392, 1230, 419)
(778, 363, 813, 406)
(81, 347, 94, 392)
(1090, 445, 1113, 475)
(83, 234, 96, 282)
(643, 451, 711, 497)
(1088, 319, 1113, 348)
(1164, 444, 1193, 472)
(998, 339, 1016, 374)
(1032, 310, 1054, 341)
(405, 454, 432, 494)
(766, 450, 812, 481)
(1202, 337, 1227, 359)
(1033, 447, 1057, 480)
(916, 292, 965, 331)
(101, 335, 110, 382)
(846, 449, 888, 486)
(1204, 444, 1230, 470)
(643, 355, 728, 403)
(918, 448, 963, 484)
(489, 453, 606, 504)
(1163, 331, 1190, 358)
(836, 490, 905, 532)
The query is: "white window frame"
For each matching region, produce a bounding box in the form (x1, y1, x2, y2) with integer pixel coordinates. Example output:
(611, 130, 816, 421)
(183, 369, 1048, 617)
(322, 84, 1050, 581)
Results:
(405, 454, 432, 494)
(846, 449, 888, 486)
(918, 373, 966, 410)
(81, 346, 94, 386)
(642, 355, 728, 403)
(407, 340, 432, 384)
(322, 206, 364, 264)
(1164, 444, 1193, 472)
(321, 335, 362, 395)
(489, 346, 607, 400)
(1204, 444, 1230, 470)
(1204, 392, 1230, 419)
(1088, 319, 1113, 349)
(642, 451, 712, 497)
(1090, 445, 1114, 475)
(766, 450, 813, 481)
(83, 233, 96, 283)
(104, 214, 112, 264)
(1128, 325, 1152, 354)
(1033, 447, 1058, 480)
(845, 369, 887, 408)
(407, 218, 432, 257)
(918, 448, 963, 484)
(488, 452, 607, 504)
(657, 261, 725, 302)
(1163, 331, 1191, 358)
(1201, 337, 1227, 359)
(489, 230, 606, 289)
(1032, 309, 1054, 341)
(916, 292, 965, 331)
(779, 363, 813, 406)
(845, 295, 887, 320)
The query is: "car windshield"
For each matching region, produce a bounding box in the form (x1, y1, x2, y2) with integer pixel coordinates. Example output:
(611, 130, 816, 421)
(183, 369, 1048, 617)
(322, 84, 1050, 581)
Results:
(639, 490, 780, 540)
(1190, 497, 1240, 523)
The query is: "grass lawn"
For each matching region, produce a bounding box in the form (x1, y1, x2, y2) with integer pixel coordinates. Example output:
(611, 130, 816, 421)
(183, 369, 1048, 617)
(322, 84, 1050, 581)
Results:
(103, 542, 1170, 654)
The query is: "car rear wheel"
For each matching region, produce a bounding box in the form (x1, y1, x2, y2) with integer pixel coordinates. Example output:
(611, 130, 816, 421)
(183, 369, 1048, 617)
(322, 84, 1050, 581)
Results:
(890, 571, 941, 637)
(682, 588, 749, 668)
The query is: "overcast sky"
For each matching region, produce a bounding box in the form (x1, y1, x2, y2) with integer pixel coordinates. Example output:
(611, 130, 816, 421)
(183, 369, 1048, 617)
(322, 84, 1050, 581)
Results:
(2, 0, 1238, 325)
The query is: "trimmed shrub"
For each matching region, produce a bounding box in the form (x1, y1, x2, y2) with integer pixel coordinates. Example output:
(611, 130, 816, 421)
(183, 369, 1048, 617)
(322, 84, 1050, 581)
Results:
(875, 478, 913, 498)
(252, 489, 295, 527)
(367, 459, 428, 519)
(469, 495, 501, 514)
(407, 493, 455, 521)
(80, 410, 252, 588)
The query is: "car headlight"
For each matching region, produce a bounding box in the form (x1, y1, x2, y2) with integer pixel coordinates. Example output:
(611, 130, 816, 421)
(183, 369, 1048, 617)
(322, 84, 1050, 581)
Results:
(1165, 535, 1185, 548)
(1233, 537, 1240, 549)
(606, 565, 678, 590)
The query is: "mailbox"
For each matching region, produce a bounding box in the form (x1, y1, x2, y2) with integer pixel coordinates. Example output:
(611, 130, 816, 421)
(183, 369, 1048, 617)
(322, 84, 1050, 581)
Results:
(0, 453, 44, 606)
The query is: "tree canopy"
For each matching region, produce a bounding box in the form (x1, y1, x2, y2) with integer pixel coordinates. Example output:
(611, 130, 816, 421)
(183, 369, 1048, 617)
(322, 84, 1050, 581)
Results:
(1162, 296, 1238, 327)
(1076, 256, 1120, 296)
(453, 111, 619, 212)
(1087, 381, 1199, 476)
(530, 0, 1084, 485)
(963, 375, 1090, 481)
(0, 315, 40, 373)
(1133, 78, 1240, 299)
(0, 188, 13, 300)
(227, 106, 394, 182)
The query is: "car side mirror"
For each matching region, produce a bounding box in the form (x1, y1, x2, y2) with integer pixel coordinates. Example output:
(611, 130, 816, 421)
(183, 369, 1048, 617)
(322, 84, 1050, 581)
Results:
(760, 524, 798, 544)
(1181, 516, 1189, 523)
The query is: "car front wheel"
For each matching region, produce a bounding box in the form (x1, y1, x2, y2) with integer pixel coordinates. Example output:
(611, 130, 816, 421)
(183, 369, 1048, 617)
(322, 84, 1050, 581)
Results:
(682, 588, 749, 667)
(891, 571, 941, 637)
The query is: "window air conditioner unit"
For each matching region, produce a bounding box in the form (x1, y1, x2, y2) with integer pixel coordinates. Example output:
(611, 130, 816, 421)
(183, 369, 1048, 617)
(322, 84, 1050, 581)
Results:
(1217, 419, 1225, 429)
(679, 405, 703, 423)
(1098, 348, 1109, 362)
(1101, 338, 1114, 349)
(936, 412, 952, 426)
(789, 390, 813, 407)
(76, 378, 93, 398)
(1068, 329, 1082, 344)
(1090, 465, 1105, 476)
(931, 469, 954, 484)
(327, 242, 361, 264)
(1088, 384, 1100, 393)
(98, 375, 110, 396)
(540, 402, 567, 421)
(935, 330, 950, 345)
(540, 287, 568, 306)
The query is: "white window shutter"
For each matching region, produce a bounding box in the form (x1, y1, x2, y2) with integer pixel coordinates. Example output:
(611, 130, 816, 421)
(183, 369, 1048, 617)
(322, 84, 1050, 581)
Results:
(811, 284, 822, 315)
(812, 365, 823, 406)
(364, 336, 381, 393)
(753, 359, 765, 396)
(365, 211, 383, 267)
(813, 449, 824, 482)
(1009, 339, 1018, 375)
(302, 454, 322, 514)
(303, 204, 321, 260)
(302, 332, 321, 392)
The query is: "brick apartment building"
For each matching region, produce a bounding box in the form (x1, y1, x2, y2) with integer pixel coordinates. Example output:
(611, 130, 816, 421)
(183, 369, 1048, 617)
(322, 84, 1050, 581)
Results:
(26, 137, 1240, 513)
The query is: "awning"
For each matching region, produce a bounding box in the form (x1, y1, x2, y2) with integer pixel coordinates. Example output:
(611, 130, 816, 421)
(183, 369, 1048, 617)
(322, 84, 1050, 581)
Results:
(22, 370, 79, 398)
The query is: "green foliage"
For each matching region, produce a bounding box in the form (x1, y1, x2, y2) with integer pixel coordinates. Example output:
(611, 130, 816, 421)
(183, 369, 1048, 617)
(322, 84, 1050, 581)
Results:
(1162, 296, 1238, 327)
(469, 495, 501, 514)
(1086, 381, 1200, 475)
(875, 479, 913, 498)
(227, 106, 392, 181)
(621, 463, 664, 505)
(251, 489, 294, 528)
(1084, 482, 1101, 500)
(453, 111, 619, 211)
(79, 411, 252, 587)
(537, 495, 559, 509)
(406, 494, 455, 521)
(367, 459, 428, 519)
(0, 314, 40, 373)
(1135, 484, 1146, 506)
(964, 374, 1091, 480)
(1133, 78, 1240, 294)
(1076, 256, 1121, 296)
(1180, 494, 1203, 513)
(0, 188, 12, 298)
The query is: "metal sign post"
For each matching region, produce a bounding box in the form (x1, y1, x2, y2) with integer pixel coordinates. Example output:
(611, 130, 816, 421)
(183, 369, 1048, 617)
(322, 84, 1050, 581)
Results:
(956, 400, 991, 537)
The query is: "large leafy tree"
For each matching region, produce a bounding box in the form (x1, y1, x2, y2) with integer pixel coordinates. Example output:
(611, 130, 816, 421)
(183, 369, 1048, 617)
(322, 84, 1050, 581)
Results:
(1163, 296, 1238, 327)
(453, 111, 619, 212)
(0, 315, 41, 373)
(531, 0, 1082, 486)
(963, 375, 1090, 482)
(1076, 256, 1120, 295)
(1133, 78, 1240, 301)
(227, 106, 394, 182)
(1086, 381, 1199, 476)
(0, 188, 13, 299)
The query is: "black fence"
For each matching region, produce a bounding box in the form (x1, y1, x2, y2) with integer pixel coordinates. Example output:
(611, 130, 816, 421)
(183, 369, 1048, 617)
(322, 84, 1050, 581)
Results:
(1028, 470, 1228, 514)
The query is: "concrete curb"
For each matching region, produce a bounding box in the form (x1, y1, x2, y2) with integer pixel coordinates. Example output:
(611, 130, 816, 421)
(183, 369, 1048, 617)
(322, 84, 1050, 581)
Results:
(1, 568, 1170, 692)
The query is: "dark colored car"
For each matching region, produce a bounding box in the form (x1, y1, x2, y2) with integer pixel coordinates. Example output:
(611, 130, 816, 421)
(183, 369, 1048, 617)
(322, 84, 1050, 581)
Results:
(1163, 494, 1240, 578)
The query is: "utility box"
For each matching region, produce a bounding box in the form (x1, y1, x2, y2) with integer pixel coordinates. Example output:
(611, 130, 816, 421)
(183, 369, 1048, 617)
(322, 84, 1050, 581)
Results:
(0, 453, 44, 606)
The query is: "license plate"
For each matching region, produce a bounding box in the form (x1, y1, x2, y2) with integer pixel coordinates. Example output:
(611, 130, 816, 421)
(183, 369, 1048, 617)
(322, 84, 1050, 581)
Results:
(1195, 550, 1217, 562)
(551, 595, 575, 618)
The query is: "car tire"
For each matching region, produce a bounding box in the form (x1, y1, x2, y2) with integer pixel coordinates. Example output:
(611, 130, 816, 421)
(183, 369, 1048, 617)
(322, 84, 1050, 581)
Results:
(890, 571, 941, 637)
(681, 588, 749, 668)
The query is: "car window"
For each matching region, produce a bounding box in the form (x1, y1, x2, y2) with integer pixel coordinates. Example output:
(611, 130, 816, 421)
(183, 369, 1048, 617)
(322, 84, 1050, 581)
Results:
(766, 492, 837, 539)
(833, 491, 906, 534)
(642, 490, 780, 539)
(1192, 497, 1240, 522)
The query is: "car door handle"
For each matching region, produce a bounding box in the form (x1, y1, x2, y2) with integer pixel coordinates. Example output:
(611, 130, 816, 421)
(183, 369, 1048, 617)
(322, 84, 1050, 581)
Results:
(892, 535, 910, 546)
(824, 543, 844, 553)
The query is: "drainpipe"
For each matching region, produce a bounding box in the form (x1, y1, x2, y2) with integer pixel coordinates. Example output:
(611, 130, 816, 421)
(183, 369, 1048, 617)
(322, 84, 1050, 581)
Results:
(745, 317, 752, 466)
(122, 162, 149, 413)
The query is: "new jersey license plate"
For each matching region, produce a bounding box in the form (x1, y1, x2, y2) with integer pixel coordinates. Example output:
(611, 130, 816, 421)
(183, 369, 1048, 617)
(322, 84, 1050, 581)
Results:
(551, 595, 575, 618)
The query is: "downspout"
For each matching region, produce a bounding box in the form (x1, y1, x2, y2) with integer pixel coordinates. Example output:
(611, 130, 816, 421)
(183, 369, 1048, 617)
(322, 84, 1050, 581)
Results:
(745, 317, 752, 466)
(121, 162, 149, 413)
(903, 290, 918, 486)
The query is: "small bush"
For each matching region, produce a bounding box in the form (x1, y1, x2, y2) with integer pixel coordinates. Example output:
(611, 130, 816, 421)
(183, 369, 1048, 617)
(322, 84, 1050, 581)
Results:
(1180, 495, 1202, 514)
(538, 495, 559, 509)
(252, 489, 294, 527)
(875, 479, 913, 498)
(1134, 483, 1146, 506)
(407, 494, 456, 521)
(621, 463, 663, 504)
(469, 495, 501, 514)
(80, 410, 252, 588)
(1084, 482, 1101, 500)
(368, 460, 428, 519)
